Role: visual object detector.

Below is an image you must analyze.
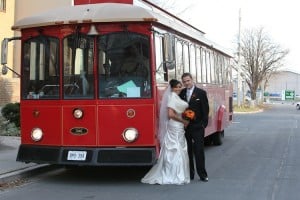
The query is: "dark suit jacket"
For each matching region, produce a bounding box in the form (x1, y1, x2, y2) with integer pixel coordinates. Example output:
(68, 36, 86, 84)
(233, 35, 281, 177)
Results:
(180, 86, 209, 128)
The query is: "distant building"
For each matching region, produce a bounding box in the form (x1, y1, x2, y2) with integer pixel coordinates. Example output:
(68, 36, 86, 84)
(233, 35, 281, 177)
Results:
(265, 70, 300, 98)
(233, 70, 300, 103)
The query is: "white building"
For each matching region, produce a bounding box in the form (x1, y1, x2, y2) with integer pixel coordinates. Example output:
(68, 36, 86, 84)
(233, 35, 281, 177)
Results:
(265, 70, 300, 98)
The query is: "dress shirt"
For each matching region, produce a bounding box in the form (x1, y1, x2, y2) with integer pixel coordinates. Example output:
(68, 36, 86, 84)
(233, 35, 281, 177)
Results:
(187, 86, 194, 102)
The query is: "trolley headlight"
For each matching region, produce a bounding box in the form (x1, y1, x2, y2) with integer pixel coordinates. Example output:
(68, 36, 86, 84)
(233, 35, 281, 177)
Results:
(122, 128, 138, 143)
(31, 128, 43, 142)
(73, 108, 83, 119)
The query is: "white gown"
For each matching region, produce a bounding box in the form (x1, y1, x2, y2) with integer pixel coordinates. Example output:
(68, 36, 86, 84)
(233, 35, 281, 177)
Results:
(141, 92, 190, 185)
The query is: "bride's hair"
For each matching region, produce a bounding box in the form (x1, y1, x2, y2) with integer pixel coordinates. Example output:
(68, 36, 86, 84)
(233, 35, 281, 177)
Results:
(158, 79, 183, 143)
(169, 79, 181, 88)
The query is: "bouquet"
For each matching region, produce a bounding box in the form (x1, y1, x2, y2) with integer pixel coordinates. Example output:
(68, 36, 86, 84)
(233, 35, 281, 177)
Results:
(182, 109, 195, 121)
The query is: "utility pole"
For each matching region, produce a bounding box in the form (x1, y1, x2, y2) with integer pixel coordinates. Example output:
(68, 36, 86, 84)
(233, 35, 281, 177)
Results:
(237, 8, 242, 107)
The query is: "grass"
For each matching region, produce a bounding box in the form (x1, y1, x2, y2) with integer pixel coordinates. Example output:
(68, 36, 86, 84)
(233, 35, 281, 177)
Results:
(233, 103, 270, 113)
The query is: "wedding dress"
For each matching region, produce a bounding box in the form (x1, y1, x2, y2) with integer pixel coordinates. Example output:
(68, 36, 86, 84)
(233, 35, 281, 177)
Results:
(141, 91, 190, 185)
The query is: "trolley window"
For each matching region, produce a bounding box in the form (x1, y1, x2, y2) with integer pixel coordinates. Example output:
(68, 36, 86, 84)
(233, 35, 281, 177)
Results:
(22, 36, 59, 99)
(63, 34, 94, 99)
(98, 32, 151, 98)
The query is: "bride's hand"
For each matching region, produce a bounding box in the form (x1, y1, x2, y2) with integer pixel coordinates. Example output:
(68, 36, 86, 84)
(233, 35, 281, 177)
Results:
(183, 119, 189, 128)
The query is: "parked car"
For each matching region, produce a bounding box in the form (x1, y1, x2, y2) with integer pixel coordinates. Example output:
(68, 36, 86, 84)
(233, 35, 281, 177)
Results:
(296, 102, 300, 110)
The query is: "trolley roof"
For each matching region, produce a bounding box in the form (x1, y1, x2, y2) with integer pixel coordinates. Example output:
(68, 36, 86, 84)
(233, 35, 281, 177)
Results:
(12, 3, 232, 56)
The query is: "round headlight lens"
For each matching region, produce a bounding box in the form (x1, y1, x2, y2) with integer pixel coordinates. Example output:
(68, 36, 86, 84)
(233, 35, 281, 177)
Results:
(122, 128, 138, 143)
(31, 128, 43, 141)
(73, 108, 83, 119)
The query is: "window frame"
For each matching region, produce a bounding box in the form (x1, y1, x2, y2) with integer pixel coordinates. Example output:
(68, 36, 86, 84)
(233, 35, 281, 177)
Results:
(0, 0, 6, 12)
(21, 36, 60, 100)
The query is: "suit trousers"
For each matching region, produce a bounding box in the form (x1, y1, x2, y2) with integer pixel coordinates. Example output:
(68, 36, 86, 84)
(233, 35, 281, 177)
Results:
(185, 126, 207, 178)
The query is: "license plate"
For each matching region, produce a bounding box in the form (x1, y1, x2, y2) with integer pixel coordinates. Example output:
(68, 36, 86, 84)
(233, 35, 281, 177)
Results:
(67, 151, 87, 161)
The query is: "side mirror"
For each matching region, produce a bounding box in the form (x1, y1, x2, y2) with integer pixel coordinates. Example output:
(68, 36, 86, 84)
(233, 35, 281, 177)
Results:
(1, 37, 21, 77)
(165, 61, 175, 70)
(1, 38, 9, 65)
(2, 65, 8, 75)
(164, 34, 175, 63)
(156, 61, 176, 74)
(163, 34, 176, 71)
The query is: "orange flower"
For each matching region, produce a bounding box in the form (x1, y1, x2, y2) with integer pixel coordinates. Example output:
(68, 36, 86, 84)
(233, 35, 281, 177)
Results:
(182, 109, 195, 120)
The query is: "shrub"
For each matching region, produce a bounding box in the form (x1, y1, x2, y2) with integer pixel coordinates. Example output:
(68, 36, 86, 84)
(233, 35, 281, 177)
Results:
(1, 102, 20, 128)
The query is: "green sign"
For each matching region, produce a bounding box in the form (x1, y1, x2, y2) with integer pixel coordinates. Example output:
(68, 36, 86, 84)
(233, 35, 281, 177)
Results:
(285, 90, 295, 100)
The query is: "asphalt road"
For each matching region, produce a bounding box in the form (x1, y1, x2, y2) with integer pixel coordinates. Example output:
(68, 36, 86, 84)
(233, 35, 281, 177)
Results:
(1, 103, 300, 200)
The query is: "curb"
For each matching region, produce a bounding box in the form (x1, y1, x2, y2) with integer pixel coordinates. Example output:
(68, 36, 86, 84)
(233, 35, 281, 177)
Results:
(234, 109, 263, 114)
(0, 164, 59, 185)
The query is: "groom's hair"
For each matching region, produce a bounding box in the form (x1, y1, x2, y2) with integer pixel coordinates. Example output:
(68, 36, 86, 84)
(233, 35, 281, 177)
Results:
(181, 72, 192, 80)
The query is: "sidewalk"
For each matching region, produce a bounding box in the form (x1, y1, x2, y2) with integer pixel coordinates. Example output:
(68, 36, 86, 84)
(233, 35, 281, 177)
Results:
(0, 136, 50, 184)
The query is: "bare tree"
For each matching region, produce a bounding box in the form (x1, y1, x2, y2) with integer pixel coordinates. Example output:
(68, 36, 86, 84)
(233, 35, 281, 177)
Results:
(236, 27, 289, 100)
(149, 0, 176, 9)
(148, 0, 193, 15)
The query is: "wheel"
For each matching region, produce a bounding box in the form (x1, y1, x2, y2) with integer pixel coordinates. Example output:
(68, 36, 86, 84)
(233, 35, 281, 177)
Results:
(204, 136, 213, 146)
(296, 104, 300, 110)
(212, 130, 224, 146)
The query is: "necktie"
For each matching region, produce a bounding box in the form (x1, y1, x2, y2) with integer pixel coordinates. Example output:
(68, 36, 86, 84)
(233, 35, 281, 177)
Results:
(187, 89, 192, 102)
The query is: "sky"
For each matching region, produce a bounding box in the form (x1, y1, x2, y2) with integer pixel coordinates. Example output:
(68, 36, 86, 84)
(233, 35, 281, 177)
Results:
(169, 0, 300, 73)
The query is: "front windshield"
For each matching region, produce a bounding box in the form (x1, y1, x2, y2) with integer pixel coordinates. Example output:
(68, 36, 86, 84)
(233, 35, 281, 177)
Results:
(21, 36, 59, 99)
(63, 34, 94, 99)
(98, 32, 151, 98)
(21, 32, 151, 100)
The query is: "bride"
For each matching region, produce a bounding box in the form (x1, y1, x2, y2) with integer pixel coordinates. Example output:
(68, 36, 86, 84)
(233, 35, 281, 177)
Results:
(141, 79, 190, 185)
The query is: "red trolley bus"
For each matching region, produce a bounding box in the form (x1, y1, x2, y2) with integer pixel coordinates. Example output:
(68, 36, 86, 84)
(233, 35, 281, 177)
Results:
(1, 0, 233, 166)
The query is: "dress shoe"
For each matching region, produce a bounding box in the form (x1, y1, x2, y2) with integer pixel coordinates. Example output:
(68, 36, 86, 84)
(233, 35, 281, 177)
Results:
(200, 176, 208, 182)
(190, 175, 194, 180)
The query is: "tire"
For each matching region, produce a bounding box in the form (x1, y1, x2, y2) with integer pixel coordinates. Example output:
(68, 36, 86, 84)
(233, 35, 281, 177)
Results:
(212, 130, 224, 146)
(204, 136, 213, 146)
(296, 104, 300, 110)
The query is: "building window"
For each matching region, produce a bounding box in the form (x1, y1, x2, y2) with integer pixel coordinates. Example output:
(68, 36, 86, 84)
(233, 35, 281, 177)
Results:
(0, 0, 6, 12)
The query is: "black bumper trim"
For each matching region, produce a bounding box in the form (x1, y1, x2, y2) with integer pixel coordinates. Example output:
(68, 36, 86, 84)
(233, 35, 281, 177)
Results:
(17, 145, 156, 166)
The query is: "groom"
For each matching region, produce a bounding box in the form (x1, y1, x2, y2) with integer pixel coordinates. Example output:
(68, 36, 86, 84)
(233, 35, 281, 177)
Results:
(179, 73, 209, 182)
